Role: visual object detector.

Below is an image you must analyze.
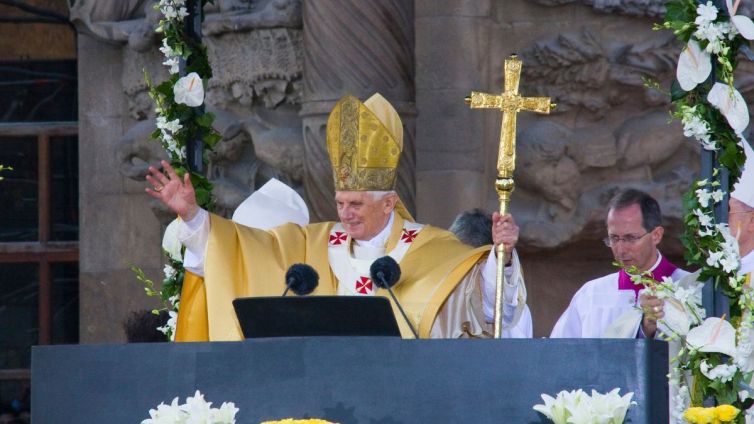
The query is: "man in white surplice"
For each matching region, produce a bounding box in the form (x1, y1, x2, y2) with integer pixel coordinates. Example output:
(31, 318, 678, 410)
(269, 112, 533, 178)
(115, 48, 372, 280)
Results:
(550, 189, 688, 338)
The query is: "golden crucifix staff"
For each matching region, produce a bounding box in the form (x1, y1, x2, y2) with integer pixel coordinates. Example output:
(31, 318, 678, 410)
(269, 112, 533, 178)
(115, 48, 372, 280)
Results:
(465, 55, 555, 338)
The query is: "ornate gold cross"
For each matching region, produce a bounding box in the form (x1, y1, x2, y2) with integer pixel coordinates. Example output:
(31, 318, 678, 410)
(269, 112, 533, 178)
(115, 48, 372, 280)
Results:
(465, 54, 555, 338)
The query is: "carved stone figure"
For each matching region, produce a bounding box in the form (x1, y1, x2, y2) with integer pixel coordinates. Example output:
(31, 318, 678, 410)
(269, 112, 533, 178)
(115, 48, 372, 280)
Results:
(72, 0, 305, 224)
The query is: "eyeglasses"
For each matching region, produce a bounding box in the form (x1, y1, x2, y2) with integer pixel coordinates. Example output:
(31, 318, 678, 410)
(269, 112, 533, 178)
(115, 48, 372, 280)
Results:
(603, 231, 652, 247)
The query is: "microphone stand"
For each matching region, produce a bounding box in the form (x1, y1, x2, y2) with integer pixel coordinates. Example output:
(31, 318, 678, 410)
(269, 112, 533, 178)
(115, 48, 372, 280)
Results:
(377, 274, 419, 339)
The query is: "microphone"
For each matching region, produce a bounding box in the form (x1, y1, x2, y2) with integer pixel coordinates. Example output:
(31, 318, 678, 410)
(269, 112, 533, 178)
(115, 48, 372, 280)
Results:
(283, 264, 319, 296)
(370, 256, 419, 338)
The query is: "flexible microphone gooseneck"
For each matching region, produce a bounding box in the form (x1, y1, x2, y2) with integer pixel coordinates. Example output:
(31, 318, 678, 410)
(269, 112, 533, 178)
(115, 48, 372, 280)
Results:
(282, 264, 319, 296)
(370, 256, 419, 338)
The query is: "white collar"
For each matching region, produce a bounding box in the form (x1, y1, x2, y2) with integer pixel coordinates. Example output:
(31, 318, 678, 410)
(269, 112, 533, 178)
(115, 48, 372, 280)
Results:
(740, 250, 754, 275)
(354, 211, 394, 248)
(648, 250, 663, 272)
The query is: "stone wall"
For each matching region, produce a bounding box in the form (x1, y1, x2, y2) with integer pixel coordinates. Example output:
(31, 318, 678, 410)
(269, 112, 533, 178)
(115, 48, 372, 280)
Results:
(74, 0, 754, 340)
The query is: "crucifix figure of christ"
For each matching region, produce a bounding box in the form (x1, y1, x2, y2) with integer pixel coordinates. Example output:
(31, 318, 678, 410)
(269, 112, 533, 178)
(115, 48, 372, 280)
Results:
(465, 54, 555, 338)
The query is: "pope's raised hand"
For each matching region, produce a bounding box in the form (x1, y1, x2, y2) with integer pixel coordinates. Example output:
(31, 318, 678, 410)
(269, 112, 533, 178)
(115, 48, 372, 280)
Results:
(492, 212, 519, 265)
(145, 160, 199, 221)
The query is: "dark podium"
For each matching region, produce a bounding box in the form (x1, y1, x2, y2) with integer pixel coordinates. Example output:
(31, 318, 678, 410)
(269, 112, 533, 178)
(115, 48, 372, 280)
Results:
(32, 338, 668, 423)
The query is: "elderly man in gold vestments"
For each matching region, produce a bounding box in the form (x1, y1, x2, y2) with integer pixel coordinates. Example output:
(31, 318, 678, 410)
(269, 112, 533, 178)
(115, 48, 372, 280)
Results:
(146, 93, 531, 340)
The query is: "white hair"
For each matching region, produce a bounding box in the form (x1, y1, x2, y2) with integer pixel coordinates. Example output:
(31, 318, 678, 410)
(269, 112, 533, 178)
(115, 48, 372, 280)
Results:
(367, 190, 397, 201)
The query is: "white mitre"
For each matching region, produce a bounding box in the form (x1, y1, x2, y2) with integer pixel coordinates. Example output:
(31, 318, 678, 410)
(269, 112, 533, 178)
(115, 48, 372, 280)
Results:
(732, 138, 754, 209)
(232, 178, 310, 229)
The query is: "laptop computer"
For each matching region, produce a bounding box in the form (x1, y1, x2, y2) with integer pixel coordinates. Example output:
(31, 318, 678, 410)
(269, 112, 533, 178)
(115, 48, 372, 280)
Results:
(232, 296, 402, 338)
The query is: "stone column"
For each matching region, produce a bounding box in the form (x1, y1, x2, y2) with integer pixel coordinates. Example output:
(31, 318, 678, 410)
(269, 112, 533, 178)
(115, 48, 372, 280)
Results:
(415, 0, 494, 227)
(301, 0, 416, 221)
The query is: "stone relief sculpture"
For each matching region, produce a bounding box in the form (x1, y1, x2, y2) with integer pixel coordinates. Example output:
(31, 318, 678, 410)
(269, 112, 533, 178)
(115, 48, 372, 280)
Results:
(71, 0, 305, 223)
(531, 0, 752, 18)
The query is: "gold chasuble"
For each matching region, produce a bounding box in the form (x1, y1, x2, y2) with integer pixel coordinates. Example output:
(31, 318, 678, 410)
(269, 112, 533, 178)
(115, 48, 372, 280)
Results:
(175, 212, 489, 341)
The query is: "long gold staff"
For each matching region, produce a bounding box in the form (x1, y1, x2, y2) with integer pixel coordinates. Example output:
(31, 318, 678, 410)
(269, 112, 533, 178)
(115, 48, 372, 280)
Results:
(465, 55, 555, 338)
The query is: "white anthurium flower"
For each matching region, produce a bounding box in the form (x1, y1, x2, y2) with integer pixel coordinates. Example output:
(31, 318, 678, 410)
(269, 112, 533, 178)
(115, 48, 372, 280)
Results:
(173, 72, 204, 107)
(659, 297, 691, 336)
(162, 219, 183, 262)
(677, 39, 712, 91)
(707, 82, 750, 134)
(686, 316, 738, 357)
(727, 0, 754, 39)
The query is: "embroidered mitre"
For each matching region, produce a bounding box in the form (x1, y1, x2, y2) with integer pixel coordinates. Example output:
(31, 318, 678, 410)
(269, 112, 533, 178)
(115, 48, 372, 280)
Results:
(326, 93, 403, 192)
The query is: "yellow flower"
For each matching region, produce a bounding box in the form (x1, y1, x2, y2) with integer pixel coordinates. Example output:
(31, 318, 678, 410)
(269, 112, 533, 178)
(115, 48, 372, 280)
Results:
(683, 407, 716, 424)
(714, 404, 740, 422)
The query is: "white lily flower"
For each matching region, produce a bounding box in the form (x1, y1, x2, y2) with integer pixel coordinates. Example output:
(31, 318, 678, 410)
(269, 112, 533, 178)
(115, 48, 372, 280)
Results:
(209, 402, 239, 424)
(677, 39, 712, 91)
(707, 82, 750, 134)
(141, 397, 183, 424)
(700, 360, 737, 382)
(686, 317, 738, 357)
(711, 189, 724, 203)
(696, 1, 718, 25)
(533, 393, 571, 424)
(163, 57, 180, 74)
(707, 250, 724, 267)
(181, 390, 212, 422)
(695, 188, 713, 208)
(173, 72, 204, 107)
(590, 388, 636, 424)
(163, 264, 177, 280)
(727, 0, 754, 39)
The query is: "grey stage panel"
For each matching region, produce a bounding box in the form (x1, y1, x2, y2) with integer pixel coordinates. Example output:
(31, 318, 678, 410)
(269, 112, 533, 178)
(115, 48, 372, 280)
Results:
(32, 338, 668, 423)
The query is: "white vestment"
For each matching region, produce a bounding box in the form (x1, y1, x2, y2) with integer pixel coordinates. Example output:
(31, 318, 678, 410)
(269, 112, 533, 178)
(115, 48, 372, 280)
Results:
(550, 253, 688, 338)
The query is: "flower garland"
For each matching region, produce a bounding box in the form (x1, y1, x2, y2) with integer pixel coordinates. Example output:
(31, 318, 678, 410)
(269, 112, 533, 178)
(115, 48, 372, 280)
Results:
(658, 0, 754, 421)
(140, 0, 221, 340)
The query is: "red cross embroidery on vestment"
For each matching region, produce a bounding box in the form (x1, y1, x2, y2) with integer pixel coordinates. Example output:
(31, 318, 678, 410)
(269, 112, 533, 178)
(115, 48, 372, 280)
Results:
(401, 229, 418, 243)
(355, 276, 373, 294)
(329, 232, 347, 246)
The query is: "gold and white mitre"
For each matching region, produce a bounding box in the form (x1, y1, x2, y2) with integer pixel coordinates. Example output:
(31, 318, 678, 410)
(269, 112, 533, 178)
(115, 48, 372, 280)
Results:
(326, 93, 413, 220)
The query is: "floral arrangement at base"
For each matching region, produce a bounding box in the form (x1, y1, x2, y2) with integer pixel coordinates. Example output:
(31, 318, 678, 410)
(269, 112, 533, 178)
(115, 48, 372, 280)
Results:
(532, 388, 636, 424)
(683, 405, 740, 424)
(142, 391, 238, 424)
